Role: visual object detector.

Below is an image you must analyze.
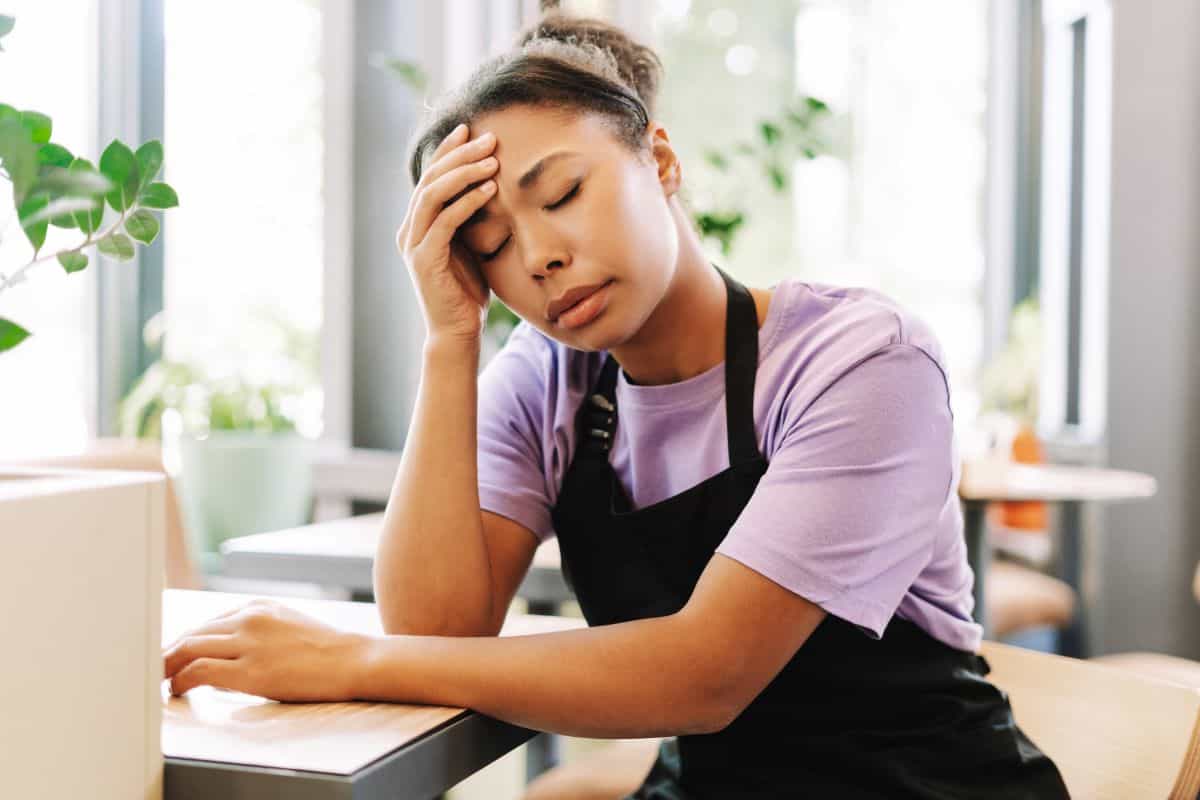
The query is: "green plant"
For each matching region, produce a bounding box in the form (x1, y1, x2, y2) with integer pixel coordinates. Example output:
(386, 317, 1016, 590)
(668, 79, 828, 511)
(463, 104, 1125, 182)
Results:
(980, 296, 1041, 426)
(692, 96, 833, 256)
(118, 310, 321, 441)
(0, 14, 179, 353)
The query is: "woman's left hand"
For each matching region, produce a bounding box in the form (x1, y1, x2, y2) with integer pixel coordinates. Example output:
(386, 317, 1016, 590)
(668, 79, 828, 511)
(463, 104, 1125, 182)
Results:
(162, 598, 373, 702)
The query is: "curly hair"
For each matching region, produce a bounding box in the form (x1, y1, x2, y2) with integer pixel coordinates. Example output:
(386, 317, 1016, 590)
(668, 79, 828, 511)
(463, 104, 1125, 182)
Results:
(406, 11, 665, 188)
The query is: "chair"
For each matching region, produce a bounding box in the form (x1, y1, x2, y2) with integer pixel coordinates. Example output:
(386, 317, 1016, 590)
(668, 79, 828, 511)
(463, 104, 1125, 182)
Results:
(1088, 561, 1200, 689)
(983, 639, 1200, 799)
(521, 641, 1200, 800)
(987, 559, 1077, 639)
(1, 437, 203, 590)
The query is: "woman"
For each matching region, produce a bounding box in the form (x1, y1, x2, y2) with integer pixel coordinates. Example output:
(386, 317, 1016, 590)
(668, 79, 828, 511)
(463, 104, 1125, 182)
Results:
(164, 13, 1070, 798)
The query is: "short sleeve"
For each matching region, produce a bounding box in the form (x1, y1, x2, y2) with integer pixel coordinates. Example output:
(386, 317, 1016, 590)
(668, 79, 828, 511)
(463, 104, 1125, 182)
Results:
(476, 326, 556, 543)
(714, 343, 956, 638)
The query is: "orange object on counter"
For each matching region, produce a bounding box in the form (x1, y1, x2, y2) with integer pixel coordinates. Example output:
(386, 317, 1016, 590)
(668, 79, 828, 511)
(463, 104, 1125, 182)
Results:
(992, 424, 1049, 530)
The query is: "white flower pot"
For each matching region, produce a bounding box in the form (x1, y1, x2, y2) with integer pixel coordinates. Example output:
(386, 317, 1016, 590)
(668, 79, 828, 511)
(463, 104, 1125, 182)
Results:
(173, 431, 315, 568)
(0, 467, 165, 799)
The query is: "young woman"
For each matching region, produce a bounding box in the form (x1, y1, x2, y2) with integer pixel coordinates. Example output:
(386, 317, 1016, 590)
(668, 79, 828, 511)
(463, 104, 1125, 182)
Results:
(164, 13, 1070, 798)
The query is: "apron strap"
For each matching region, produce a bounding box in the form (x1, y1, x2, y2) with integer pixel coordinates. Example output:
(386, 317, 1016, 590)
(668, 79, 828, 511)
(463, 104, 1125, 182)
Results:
(715, 265, 764, 466)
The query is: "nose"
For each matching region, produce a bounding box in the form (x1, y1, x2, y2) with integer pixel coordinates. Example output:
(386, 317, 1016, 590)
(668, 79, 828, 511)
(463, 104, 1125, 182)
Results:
(518, 221, 570, 280)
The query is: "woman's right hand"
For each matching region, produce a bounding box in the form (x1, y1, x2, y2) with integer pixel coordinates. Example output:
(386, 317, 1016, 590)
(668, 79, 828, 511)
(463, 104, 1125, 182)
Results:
(396, 123, 500, 345)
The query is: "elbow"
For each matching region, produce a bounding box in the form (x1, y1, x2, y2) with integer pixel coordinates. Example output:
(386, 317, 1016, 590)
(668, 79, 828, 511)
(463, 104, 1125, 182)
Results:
(684, 663, 749, 735)
(694, 689, 743, 735)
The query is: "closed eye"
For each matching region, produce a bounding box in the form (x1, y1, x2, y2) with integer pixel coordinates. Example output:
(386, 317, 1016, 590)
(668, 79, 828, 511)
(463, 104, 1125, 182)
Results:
(546, 181, 581, 210)
(478, 181, 582, 262)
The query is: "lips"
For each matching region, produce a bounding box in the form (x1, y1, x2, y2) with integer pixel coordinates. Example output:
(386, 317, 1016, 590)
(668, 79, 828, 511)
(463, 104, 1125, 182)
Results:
(546, 280, 612, 323)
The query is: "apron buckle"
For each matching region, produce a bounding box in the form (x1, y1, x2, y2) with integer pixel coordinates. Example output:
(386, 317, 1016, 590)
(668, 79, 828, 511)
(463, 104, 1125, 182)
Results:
(590, 393, 615, 412)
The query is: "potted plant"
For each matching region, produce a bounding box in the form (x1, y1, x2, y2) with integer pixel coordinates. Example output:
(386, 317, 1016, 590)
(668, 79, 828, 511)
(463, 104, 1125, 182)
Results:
(980, 296, 1047, 532)
(118, 308, 324, 574)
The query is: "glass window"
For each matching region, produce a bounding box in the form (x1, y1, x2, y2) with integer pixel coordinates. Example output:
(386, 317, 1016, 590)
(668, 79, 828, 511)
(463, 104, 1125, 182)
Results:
(640, 0, 990, 422)
(0, 0, 98, 459)
(160, 0, 323, 392)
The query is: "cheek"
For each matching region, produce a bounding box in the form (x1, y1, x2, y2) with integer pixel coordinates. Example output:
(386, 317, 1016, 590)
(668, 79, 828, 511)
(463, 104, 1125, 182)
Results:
(608, 162, 678, 274)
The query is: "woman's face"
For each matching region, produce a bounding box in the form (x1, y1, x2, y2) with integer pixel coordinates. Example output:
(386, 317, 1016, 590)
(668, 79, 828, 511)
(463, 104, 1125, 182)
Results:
(452, 105, 682, 351)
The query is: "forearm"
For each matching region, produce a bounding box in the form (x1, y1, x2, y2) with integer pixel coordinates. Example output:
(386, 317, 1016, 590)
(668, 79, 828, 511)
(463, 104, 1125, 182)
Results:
(374, 336, 493, 637)
(352, 612, 736, 739)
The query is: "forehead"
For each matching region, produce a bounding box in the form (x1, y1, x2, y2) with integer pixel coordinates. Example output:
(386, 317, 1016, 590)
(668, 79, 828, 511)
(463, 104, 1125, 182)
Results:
(467, 106, 627, 164)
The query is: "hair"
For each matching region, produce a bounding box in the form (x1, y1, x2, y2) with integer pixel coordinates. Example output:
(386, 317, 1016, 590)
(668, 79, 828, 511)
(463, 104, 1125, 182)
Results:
(406, 12, 665, 188)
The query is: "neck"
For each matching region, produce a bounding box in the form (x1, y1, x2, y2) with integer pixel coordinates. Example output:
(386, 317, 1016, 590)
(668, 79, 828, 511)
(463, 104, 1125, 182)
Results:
(609, 200, 730, 386)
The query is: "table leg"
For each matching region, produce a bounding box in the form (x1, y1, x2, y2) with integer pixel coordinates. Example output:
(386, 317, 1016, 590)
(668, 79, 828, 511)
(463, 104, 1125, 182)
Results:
(1054, 500, 1089, 657)
(963, 500, 991, 637)
(526, 731, 562, 783)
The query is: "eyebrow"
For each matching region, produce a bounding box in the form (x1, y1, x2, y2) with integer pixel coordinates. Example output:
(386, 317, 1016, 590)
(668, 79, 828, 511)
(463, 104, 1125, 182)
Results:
(461, 150, 579, 228)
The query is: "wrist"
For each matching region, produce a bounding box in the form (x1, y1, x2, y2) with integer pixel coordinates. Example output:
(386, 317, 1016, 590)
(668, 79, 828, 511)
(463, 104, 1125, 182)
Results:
(347, 633, 391, 701)
(423, 333, 481, 364)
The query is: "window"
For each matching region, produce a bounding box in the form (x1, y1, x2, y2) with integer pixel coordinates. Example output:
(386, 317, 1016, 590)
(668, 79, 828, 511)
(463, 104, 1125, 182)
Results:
(612, 1, 991, 422)
(0, 0, 98, 459)
(159, 0, 324, 401)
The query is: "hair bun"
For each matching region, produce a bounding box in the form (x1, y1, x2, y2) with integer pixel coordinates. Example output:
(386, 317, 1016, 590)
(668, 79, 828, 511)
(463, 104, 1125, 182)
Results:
(515, 12, 663, 116)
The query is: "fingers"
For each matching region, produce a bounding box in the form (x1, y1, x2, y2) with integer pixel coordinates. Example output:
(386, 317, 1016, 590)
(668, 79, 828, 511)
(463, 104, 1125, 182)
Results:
(164, 633, 242, 680)
(405, 156, 499, 252)
(429, 122, 469, 164)
(420, 180, 496, 255)
(399, 126, 497, 250)
(168, 657, 244, 697)
(422, 127, 496, 190)
(162, 601, 265, 651)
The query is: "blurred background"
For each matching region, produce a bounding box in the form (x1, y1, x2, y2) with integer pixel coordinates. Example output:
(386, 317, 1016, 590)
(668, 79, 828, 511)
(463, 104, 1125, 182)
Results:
(0, 0, 1196, 796)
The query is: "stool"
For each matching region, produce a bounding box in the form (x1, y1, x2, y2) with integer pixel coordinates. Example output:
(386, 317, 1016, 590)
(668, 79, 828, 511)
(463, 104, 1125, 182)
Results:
(987, 559, 1077, 640)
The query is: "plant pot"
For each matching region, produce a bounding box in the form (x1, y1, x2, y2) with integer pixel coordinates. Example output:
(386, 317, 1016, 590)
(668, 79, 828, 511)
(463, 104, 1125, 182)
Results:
(0, 467, 164, 799)
(173, 431, 316, 569)
(994, 423, 1049, 530)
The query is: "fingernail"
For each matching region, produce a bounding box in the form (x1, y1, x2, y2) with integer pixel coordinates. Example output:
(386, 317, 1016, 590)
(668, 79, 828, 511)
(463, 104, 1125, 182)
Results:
(481, 181, 496, 193)
(454, 123, 467, 136)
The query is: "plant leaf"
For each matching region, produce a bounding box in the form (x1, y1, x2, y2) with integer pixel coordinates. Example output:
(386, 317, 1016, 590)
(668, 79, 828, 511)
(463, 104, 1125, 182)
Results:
(759, 121, 781, 147)
(97, 232, 136, 261)
(58, 252, 88, 274)
(138, 182, 179, 209)
(703, 150, 729, 171)
(0, 317, 31, 353)
(68, 158, 105, 234)
(20, 110, 51, 144)
(135, 140, 163, 189)
(17, 194, 48, 252)
(766, 163, 787, 191)
(372, 55, 428, 90)
(99, 139, 140, 212)
(36, 163, 112, 195)
(125, 209, 159, 244)
(38, 142, 73, 168)
(21, 196, 99, 229)
(0, 118, 39, 203)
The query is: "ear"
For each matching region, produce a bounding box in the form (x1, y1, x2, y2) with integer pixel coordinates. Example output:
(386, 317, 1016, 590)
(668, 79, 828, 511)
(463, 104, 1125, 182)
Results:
(645, 121, 682, 197)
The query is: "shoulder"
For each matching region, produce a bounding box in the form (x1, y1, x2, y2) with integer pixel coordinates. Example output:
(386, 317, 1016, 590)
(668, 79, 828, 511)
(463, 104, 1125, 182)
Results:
(765, 278, 950, 396)
(756, 280, 953, 450)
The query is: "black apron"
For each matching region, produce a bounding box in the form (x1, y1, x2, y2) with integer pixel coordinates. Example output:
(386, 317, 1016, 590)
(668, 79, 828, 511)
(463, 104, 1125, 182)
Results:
(549, 265, 1071, 799)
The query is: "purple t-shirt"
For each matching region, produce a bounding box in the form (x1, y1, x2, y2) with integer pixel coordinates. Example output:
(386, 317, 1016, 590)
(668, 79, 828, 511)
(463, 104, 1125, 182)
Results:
(476, 276, 982, 653)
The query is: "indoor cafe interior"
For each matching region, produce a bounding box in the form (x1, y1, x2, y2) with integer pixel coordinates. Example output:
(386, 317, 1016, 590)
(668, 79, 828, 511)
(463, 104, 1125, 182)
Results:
(1, 1, 1197, 798)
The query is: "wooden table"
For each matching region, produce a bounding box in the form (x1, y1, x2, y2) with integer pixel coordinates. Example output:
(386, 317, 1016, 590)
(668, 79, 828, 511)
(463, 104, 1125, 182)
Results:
(162, 589, 584, 799)
(958, 458, 1156, 650)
